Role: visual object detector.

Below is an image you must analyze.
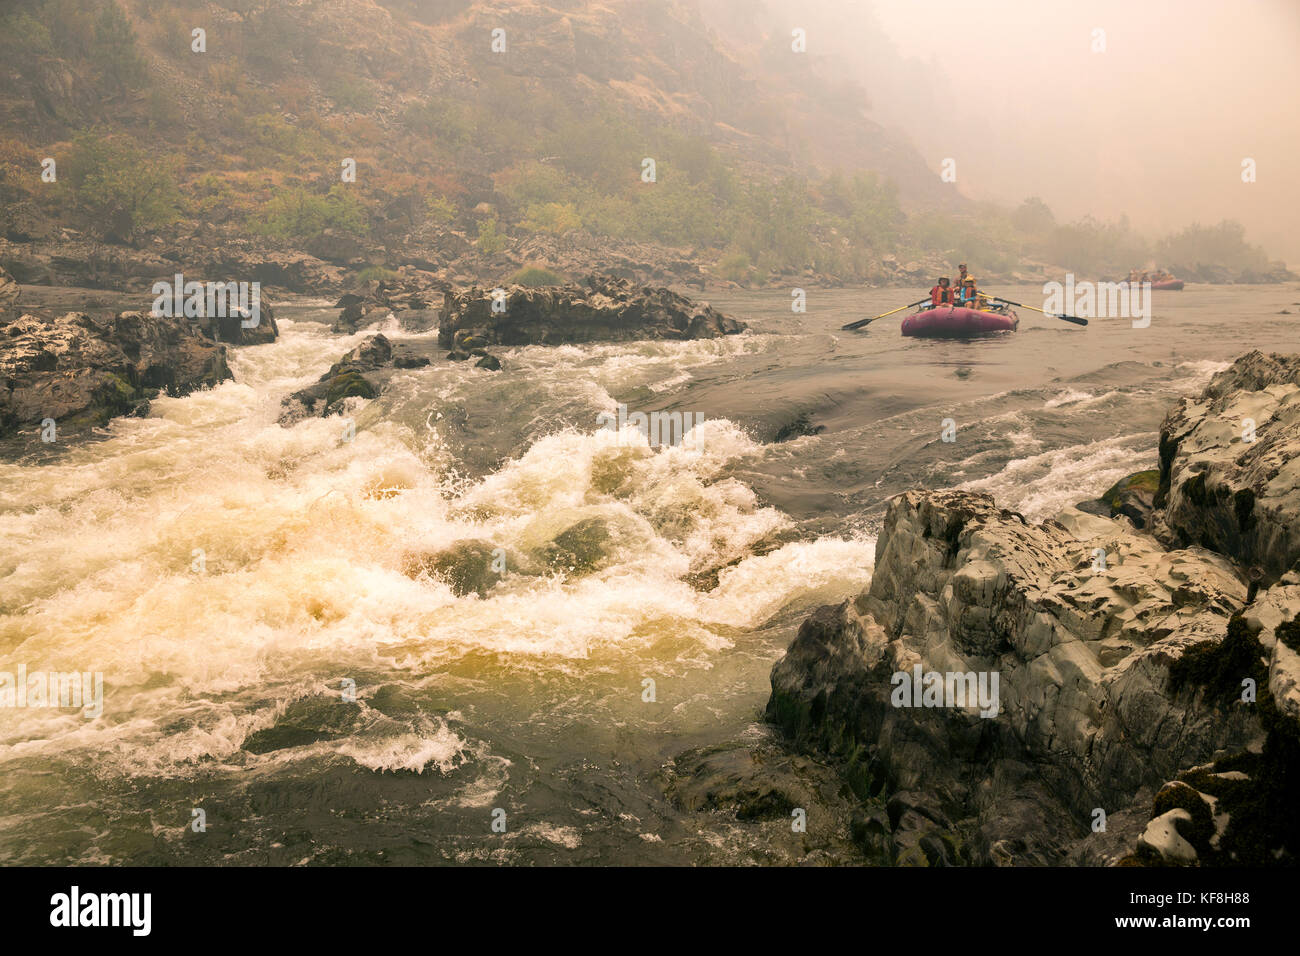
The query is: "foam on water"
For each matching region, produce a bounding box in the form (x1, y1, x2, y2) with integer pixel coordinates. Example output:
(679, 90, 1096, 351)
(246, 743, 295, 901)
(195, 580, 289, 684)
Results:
(0, 324, 873, 781)
(957, 430, 1158, 521)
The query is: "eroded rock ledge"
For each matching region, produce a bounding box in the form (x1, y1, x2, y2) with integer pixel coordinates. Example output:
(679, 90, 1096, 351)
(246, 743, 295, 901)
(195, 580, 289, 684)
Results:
(767, 352, 1300, 866)
(437, 275, 746, 350)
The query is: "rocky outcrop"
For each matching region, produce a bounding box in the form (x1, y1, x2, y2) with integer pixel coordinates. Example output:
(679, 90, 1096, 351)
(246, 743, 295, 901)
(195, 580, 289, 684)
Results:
(0, 237, 345, 297)
(1119, 601, 1300, 866)
(1152, 350, 1300, 586)
(438, 276, 746, 350)
(1, 309, 231, 438)
(278, 333, 463, 422)
(766, 490, 1262, 865)
(767, 351, 1300, 866)
(332, 275, 444, 334)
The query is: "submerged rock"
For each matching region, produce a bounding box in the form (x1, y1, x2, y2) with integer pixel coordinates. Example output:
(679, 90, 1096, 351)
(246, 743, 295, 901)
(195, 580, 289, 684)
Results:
(402, 539, 505, 598)
(537, 517, 614, 575)
(657, 733, 875, 865)
(438, 275, 746, 349)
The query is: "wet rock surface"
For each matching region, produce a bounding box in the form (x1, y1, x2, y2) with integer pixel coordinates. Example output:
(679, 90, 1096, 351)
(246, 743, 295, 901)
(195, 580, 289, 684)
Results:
(438, 275, 746, 349)
(1152, 350, 1300, 586)
(1, 295, 232, 439)
(766, 351, 1300, 865)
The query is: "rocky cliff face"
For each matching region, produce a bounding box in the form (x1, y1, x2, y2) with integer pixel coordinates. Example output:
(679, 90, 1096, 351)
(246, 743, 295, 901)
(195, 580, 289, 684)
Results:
(1153, 350, 1300, 587)
(767, 353, 1300, 866)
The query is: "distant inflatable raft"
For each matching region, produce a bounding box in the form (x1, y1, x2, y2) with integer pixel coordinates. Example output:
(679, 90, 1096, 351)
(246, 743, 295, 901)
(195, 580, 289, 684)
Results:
(1151, 279, 1184, 290)
(901, 306, 1019, 338)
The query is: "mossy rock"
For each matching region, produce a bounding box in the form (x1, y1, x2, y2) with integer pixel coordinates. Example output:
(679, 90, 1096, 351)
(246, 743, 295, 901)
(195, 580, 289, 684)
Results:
(1276, 612, 1300, 654)
(1078, 469, 1160, 527)
(1168, 614, 1267, 704)
(243, 695, 364, 754)
(509, 265, 565, 287)
(323, 370, 377, 407)
(1156, 613, 1300, 865)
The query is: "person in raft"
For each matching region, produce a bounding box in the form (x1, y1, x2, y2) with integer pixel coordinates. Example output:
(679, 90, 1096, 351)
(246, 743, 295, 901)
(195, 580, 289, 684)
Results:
(958, 277, 979, 307)
(955, 263, 969, 289)
(929, 276, 954, 307)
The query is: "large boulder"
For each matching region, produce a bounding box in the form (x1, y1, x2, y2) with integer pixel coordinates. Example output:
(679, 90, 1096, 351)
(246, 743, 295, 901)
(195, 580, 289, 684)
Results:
(766, 490, 1254, 865)
(1075, 469, 1160, 528)
(0, 309, 231, 437)
(437, 275, 746, 349)
(186, 293, 279, 346)
(1152, 350, 1300, 585)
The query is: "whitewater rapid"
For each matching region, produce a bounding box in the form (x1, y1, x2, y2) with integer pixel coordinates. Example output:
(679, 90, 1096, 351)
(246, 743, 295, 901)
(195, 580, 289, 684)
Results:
(5, 283, 1289, 864)
(0, 314, 874, 830)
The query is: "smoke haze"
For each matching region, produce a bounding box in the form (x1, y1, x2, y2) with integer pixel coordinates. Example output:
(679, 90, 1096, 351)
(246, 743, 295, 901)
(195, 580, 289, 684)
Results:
(734, 0, 1300, 263)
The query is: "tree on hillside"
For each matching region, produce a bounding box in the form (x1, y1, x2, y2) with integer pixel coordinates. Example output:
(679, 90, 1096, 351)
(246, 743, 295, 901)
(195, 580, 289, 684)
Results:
(1011, 197, 1056, 235)
(63, 130, 181, 242)
(1155, 220, 1270, 273)
(254, 185, 368, 242)
(92, 1, 147, 95)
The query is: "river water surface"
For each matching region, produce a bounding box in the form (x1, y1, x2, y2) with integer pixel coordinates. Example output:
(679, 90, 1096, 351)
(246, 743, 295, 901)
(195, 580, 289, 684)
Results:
(1, 283, 1296, 864)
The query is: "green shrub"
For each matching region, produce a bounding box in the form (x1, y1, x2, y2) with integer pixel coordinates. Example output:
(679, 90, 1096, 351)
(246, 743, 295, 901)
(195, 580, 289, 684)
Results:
(357, 266, 399, 284)
(323, 74, 376, 112)
(63, 129, 182, 241)
(255, 184, 368, 241)
(476, 215, 506, 254)
(509, 265, 564, 286)
(521, 202, 581, 235)
(425, 194, 457, 224)
(715, 251, 751, 283)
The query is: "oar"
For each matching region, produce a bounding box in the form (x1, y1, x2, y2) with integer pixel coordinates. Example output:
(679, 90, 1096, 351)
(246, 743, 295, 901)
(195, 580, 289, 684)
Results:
(842, 297, 930, 331)
(984, 294, 1087, 326)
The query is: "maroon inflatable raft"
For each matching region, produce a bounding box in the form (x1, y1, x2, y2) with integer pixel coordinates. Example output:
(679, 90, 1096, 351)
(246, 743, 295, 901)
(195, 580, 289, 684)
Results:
(901, 305, 1019, 338)
(1151, 279, 1184, 291)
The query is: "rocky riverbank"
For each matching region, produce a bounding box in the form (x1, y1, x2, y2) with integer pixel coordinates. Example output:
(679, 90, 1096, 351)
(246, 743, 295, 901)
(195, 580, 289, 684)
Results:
(2, 267, 745, 439)
(0, 267, 245, 440)
(765, 350, 1300, 866)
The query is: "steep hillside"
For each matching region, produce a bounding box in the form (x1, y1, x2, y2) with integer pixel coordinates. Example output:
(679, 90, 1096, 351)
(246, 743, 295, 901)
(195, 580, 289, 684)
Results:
(0, 0, 944, 287)
(0, 0, 1286, 290)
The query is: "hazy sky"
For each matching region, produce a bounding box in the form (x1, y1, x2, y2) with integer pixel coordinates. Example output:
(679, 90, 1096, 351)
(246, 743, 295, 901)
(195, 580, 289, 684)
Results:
(772, 0, 1300, 262)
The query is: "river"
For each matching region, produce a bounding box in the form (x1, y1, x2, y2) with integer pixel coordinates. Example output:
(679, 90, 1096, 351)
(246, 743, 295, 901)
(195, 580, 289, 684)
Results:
(1, 283, 1295, 864)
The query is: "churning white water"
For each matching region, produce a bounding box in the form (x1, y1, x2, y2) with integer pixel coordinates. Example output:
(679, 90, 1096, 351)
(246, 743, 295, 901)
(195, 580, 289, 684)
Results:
(1, 284, 1293, 864)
